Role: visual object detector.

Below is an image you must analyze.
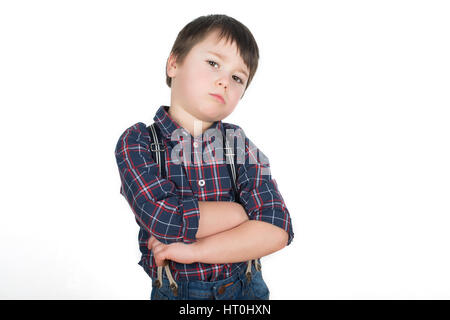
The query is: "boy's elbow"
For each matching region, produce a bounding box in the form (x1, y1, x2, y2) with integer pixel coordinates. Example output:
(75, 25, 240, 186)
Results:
(277, 230, 289, 249)
(259, 221, 289, 251)
(269, 225, 289, 250)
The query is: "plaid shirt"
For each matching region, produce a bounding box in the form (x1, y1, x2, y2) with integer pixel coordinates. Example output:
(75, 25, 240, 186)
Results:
(114, 105, 294, 281)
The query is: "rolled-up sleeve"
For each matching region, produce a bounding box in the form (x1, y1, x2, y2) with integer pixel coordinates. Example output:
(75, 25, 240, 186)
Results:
(115, 122, 199, 244)
(234, 127, 294, 246)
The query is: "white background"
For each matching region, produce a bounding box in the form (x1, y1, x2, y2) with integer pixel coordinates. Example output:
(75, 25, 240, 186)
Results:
(1, 0, 449, 299)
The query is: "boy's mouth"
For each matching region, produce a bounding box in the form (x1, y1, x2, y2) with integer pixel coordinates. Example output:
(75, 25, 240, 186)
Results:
(209, 93, 225, 104)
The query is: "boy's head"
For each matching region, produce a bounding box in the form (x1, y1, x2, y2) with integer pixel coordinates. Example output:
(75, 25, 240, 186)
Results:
(165, 14, 259, 123)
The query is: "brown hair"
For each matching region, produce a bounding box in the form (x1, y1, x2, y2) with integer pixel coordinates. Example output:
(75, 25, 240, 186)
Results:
(165, 14, 260, 98)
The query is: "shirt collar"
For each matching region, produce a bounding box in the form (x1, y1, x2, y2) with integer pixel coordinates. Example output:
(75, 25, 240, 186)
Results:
(153, 105, 224, 140)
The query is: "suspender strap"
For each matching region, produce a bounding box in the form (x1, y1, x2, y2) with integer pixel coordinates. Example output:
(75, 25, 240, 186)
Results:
(148, 124, 178, 295)
(149, 123, 166, 177)
(223, 134, 238, 200)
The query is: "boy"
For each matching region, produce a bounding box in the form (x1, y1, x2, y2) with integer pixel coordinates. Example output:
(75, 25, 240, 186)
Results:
(115, 14, 294, 300)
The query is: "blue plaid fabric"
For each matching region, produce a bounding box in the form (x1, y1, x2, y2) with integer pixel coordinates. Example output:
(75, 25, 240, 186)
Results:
(114, 105, 294, 281)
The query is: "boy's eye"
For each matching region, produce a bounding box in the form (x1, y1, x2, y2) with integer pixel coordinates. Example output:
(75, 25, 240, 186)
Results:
(207, 60, 244, 85)
(207, 60, 219, 68)
(232, 75, 243, 84)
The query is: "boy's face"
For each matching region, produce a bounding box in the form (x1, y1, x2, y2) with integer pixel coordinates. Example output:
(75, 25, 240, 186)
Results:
(167, 29, 250, 123)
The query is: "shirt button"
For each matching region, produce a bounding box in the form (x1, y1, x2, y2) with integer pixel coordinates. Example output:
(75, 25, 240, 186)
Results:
(193, 141, 199, 148)
(198, 179, 205, 187)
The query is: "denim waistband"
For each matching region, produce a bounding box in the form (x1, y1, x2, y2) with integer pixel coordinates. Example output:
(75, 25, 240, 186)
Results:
(152, 262, 262, 299)
(152, 263, 258, 290)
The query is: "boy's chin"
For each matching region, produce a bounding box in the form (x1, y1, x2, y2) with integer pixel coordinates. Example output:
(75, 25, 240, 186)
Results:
(196, 109, 227, 123)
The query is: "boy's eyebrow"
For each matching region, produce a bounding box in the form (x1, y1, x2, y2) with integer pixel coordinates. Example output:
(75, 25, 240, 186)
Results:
(207, 50, 249, 78)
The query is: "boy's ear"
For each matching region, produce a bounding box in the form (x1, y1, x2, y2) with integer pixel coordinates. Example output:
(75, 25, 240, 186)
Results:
(166, 52, 178, 78)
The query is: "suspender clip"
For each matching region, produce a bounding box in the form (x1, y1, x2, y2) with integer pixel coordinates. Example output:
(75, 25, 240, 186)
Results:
(150, 142, 165, 152)
(246, 271, 252, 283)
(224, 146, 235, 156)
(153, 279, 162, 288)
(170, 283, 178, 297)
(255, 259, 262, 271)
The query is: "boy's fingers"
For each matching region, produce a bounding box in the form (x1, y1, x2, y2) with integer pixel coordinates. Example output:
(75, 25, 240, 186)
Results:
(156, 257, 166, 267)
(148, 235, 161, 249)
(154, 249, 166, 266)
(147, 236, 154, 249)
(148, 236, 171, 266)
(151, 241, 164, 252)
(153, 244, 171, 267)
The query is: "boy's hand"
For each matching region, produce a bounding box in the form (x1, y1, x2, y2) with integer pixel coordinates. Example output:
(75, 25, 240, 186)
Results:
(148, 235, 198, 266)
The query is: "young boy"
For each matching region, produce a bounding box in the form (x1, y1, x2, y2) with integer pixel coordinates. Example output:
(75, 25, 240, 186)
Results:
(115, 14, 294, 300)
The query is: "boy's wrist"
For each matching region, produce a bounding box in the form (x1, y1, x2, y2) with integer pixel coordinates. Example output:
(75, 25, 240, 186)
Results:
(191, 240, 203, 262)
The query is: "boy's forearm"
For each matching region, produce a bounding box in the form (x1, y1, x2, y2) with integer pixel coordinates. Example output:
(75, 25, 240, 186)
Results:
(195, 201, 248, 239)
(191, 220, 288, 264)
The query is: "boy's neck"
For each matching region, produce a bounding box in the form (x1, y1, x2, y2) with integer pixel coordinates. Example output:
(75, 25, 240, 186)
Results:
(167, 104, 215, 139)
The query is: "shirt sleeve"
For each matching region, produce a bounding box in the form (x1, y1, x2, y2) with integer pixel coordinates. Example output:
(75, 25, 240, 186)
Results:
(114, 122, 200, 244)
(233, 126, 294, 246)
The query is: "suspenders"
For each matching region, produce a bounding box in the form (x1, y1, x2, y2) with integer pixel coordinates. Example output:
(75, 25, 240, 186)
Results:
(147, 123, 261, 295)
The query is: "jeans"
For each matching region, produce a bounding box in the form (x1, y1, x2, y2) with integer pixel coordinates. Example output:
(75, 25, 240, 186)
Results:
(150, 263, 270, 300)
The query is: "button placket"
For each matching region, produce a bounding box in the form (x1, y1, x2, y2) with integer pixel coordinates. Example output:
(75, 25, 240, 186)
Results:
(193, 137, 203, 166)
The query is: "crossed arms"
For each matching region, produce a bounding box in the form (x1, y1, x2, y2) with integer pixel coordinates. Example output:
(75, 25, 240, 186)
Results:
(115, 122, 293, 267)
(148, 201, 289, 266)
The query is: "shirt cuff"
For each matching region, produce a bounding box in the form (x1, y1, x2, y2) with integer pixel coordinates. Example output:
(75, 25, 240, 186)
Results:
(180, 197, 200, 243)
(255, 206, 294, 246)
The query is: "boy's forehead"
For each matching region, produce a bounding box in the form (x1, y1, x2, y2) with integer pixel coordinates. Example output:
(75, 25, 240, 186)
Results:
(203, 30, 231, 45)
(195, 30, 248, 72)
(196, 31, 239, 56)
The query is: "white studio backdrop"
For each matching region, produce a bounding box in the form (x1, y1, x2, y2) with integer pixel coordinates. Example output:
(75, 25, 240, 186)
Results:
(0, 0, 449, 299)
